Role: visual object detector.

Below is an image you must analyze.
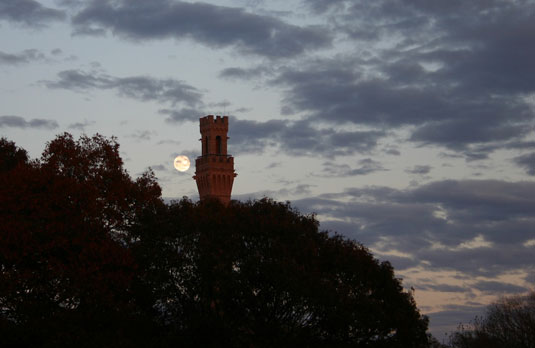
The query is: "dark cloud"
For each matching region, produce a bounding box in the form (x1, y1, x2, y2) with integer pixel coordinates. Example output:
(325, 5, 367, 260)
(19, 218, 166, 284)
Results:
(233, 183, 315, 201)
(68, 119, 95, 131)
(150, 164, 167, 172)
(321, 158, 386, 177)
(127, 130, 155, 141)
(0, 115, 58, 129)
(407, 180, 535, 223)
(72, 0, 331, 58)
(445, 139, 535, 163)
(463, 151, 490, 162)
(0, 0, 65, 26)
(208, 100, 231, 110)
(418, 283, 467, 293)
(219, 66, 269, 80)
(304, 0, 346, 14)
(416, 245, 535, 277)
(273, 62, 533, 152)
(0, 49, 45, 65)
(233, 107, 252, 114)
(295, 196, 443, 251)
(43, 70, 203, 107)
(293, 179, 535, 276)
(472, 280, 528, 294)
(384, 147, 401, 156)
(273, 61, 444, 126)
(228, 117, 385, 156)
(405, 165, 432, 175)
(513, 152, 535, 176)
(506, 141, 535, 151)
(55, 0, 85, 9)
(267, 0, 535, 157)
(229, 118, 285, 154)
(156, 139, 180, 146)
(409, 116, 531, 150)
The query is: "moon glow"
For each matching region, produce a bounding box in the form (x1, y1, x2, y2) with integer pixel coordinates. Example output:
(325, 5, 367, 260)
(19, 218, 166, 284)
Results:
(174, 155, 190, 172)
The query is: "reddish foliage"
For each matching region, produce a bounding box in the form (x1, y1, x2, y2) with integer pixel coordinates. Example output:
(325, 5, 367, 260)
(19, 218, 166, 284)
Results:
(0, 134, 162, 345)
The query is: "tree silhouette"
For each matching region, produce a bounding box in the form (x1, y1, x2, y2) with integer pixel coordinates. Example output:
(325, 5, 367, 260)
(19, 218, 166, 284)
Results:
(0, 138, 28, 172)
(131, 198, 430, 347)
(448, 291, 535, 348)
(1, 134, 430, 347)
(0, 134, 162, 347)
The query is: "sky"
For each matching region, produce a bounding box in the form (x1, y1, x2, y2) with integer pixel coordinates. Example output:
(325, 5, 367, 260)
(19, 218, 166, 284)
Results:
(1, 0, 534, 339)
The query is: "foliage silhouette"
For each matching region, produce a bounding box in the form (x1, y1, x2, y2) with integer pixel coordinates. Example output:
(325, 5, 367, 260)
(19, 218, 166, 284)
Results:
(131, 197, 430, 347)
(0, 138, 28, 172)
(447, 291, 535, 348)
(0, 134, 162, 347)
(1, 134, 430, 347)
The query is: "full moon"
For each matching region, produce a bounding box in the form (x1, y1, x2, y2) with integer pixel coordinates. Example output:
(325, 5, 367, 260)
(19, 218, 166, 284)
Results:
(173, 155, 190, 172)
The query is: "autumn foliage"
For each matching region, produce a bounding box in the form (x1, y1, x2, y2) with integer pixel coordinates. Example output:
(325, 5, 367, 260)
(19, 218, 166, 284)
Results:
(1, 134, 430, 347)
(0, 134, 162, 346)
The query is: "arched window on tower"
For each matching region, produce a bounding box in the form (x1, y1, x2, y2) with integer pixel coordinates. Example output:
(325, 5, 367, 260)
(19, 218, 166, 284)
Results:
(216, 136, 222, 155)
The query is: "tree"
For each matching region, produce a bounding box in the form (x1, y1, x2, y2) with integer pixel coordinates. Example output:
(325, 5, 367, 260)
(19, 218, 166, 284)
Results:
(0, 134, 162, 347)
(0, 138, 28, 172)
(448, 291, 535, 348)
(2, 134, 431, 347)
(131, 198, 430, 347)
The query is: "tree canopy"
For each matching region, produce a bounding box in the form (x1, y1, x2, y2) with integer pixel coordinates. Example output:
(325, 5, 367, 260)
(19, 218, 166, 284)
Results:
(447, 291, 535, 348)
(1, 134, 430, 347)
(1, 134, 162, 347)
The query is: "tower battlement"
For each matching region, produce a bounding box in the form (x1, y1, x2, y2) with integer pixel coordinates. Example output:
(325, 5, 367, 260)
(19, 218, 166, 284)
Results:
(200, 115, 228, 133)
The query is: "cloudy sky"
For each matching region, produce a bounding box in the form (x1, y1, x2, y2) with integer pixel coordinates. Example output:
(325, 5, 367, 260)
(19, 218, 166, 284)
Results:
(2, 0, 534, 338)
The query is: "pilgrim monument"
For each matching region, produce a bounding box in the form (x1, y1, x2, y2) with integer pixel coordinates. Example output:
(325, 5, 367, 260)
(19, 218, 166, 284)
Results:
(193, 115, 236, 205)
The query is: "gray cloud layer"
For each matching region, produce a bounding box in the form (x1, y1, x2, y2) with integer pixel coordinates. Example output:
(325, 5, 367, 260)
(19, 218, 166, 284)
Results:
(229, 117, 385, 156)
(405, 165, 432, 175)
(320, 158, 386, 177)
(218, 0, 535, 169)
(68, 119, 95, 131)
(0, 0, 65, 26)
(162, 113, 386, 157)
(71, 0, 331, 58)
(0, 115, 58, 129)
(271, 54, 533, 149)
(513, 152, 535, 176)
(295, 179, 535, 278)
(0, 49, 45, 65)
(43, 69, 203, 107)
(290, 178, 534, 337)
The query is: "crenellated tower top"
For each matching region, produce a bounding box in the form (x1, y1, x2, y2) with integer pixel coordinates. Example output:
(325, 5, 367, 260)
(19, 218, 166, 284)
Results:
(200, 115, 228, 129)
(199, 115, 229, 156)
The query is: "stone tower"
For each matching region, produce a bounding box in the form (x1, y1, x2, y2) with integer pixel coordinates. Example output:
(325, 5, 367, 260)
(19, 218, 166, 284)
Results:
(193, 115, 236, 205)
